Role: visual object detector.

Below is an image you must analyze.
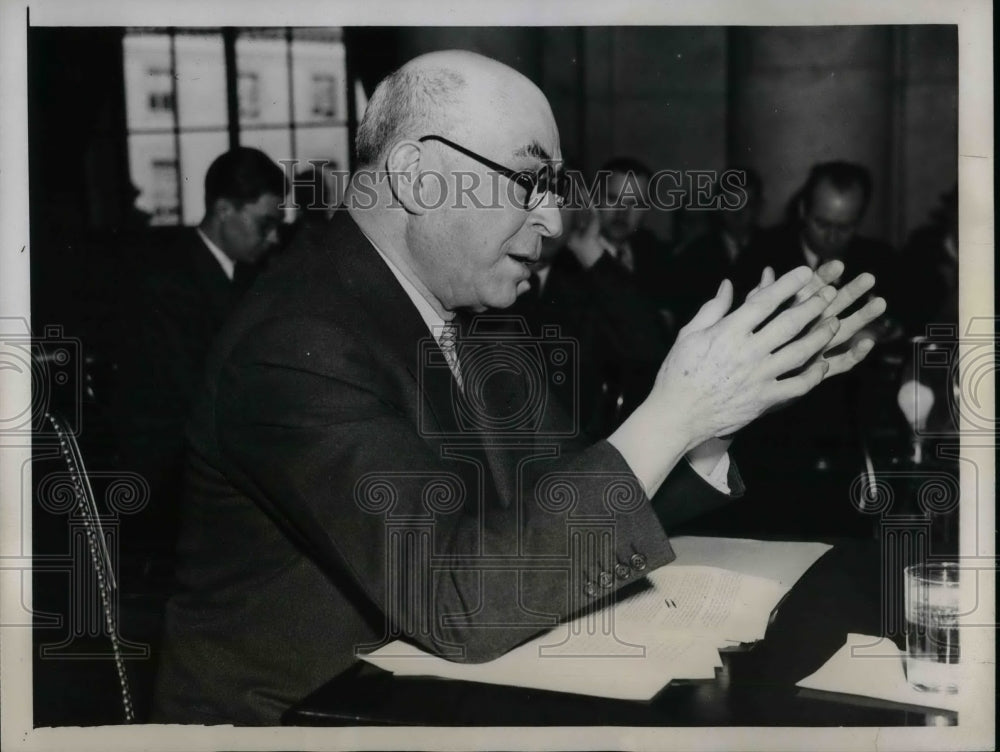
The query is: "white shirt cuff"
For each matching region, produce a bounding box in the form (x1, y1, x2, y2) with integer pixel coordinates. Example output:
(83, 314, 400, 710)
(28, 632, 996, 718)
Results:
(685, 438, 732, 494)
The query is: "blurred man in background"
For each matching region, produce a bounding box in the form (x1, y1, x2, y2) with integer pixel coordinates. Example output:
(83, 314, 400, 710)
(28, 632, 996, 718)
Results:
(508, 170, 673, 438)
(736, 161, 896, 302)
(595, 157, 675, 323)
(896, 185, 958, 336)
(669, 167, 764, 325)
(701, 160, 896, 539)
(113, 146, 286, 581)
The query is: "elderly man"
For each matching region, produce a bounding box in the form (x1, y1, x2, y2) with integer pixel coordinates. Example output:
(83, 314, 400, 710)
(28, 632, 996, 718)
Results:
(153, 51, 884, 725)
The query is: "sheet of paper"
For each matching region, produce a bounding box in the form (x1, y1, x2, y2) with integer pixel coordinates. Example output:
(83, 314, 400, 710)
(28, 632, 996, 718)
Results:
(361, 538, 833, 699)
(796, 633, 962, 712)
(617, 565, 788, 644)
(668, 536, 832, 589)
(361, 615, 724, 700)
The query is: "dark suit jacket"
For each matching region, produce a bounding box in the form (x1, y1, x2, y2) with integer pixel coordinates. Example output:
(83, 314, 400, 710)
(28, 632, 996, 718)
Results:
(152, 212, 738, 725)
(725, 224, 899, 536)
(507, 249, 672, 439)
(896, 226, 958, 337)
(734, 224, 898, 305)
(623, 227, 675, 312)
(668, 228, 759, 327)
(113, 228, 246, 554)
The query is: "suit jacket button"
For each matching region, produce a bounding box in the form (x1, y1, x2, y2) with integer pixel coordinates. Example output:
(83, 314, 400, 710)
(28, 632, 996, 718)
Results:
(614, 562, 631, 580)
(598, 571, 614, 589)
(629, 553, 647, 572)
(583, 581, 599, 598)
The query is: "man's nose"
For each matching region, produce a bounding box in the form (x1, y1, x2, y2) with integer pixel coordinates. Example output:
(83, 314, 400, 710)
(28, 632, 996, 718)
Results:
(529, 196, 563, 238)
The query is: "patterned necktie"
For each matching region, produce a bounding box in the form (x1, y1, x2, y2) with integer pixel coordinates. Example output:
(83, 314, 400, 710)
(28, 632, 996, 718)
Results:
(436, 322, 463, 390)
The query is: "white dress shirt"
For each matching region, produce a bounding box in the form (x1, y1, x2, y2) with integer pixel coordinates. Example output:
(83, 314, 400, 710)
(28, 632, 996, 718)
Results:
(197, 228, 236, 281)
(363, 234, 463, 388)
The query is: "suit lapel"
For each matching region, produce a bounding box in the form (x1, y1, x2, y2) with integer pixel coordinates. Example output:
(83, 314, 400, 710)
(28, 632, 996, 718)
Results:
(324, 211, 464, 439)
(323, 213, 540, 508)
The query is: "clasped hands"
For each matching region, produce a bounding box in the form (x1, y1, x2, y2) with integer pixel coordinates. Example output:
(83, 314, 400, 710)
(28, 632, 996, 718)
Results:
(651, 261, 886, 447)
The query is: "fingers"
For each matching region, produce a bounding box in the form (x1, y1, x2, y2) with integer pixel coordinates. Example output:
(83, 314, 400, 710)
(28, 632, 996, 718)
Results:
(761, 317, 839, 378)
(794, 260, 844, 303)
(729, 266, 813, 332)
(815, 259, 845, 285)
(825, 296, 887, 350)
(821, 272, 876, 319)
(766, 359, 830, 404)
(746, 266, 775, 300)
(823, 337, 876, 378)
(753, 284, 836, 352)
(679, 278, 734, 335)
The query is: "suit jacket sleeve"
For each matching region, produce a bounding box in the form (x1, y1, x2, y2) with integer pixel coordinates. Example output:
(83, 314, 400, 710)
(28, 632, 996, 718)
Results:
(211, 313, 733, 664)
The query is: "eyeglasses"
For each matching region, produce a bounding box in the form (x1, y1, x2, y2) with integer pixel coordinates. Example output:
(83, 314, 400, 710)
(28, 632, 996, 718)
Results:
(418, 134, 568, 211)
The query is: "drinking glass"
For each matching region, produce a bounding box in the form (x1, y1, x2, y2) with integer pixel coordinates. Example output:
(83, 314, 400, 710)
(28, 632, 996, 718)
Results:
(904, 562, 960, 693)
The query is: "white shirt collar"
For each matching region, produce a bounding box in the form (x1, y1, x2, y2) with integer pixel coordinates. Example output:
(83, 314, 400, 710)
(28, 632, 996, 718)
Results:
(535, 263, 552, 293)
(197, 228, 236, 281)
(359, 230, 454, 342)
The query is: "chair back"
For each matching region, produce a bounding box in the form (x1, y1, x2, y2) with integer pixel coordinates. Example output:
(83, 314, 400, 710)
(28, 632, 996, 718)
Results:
(44, 411, 135, 723)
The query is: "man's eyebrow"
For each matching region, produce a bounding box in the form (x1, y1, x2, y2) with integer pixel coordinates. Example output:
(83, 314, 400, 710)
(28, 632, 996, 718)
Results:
(512, 141, 552, 163)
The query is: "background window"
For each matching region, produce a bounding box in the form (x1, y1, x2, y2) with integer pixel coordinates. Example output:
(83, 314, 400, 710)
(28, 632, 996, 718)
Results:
(123, 27, 350, 226)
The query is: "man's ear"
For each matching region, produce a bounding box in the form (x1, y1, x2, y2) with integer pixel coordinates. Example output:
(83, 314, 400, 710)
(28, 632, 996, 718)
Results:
(385, 141, 430, 215)
(213, 197, 237, 220)
(797, 196, 807, 221)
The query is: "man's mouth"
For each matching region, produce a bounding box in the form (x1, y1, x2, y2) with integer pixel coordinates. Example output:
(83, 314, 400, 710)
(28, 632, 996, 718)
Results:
(506, 250, 538, 271)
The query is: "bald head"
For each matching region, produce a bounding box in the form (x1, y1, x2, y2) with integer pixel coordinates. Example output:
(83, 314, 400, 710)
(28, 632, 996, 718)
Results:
(348, 50, 563, 316)
(355, 50, 552, 169)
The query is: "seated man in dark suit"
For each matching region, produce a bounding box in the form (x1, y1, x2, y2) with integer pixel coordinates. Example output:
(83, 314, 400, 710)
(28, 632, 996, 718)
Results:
(896, 185, 958, 338)
(669, 168, 764, 326)
(594, 156, 676, 322)
(113, 147, 286, 574)
(717, 161, 897, 537)
(507, 172, 673, 439)
(152, 51, 885, 725)
(735, 161, 896, 310)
